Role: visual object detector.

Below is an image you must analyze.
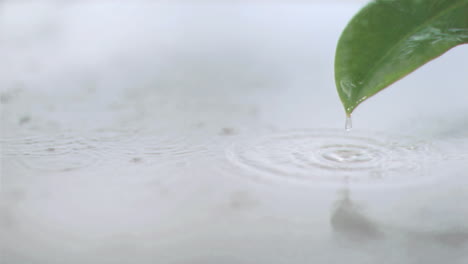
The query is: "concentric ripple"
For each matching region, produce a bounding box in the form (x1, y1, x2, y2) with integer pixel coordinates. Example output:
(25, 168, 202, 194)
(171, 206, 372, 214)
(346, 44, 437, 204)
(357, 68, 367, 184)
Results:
(1, 134, 101, 172)
(94, 134, 210, 166)
(226, 129, 440, 186)
(1, 131, 209, 173)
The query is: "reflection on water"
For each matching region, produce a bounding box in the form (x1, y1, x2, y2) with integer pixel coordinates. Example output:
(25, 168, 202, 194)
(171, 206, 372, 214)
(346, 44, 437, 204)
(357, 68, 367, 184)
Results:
(407, 228, 468, 248)
(330, 188, 384, 241)
(226, 129, 440, 186)
(330, 187, 468, 263)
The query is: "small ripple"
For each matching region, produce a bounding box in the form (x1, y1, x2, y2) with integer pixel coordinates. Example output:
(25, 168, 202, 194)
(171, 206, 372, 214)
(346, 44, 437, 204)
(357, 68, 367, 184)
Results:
(226, 129, 441, 186)
(124, 136, 209, 165)
(1, 134, 101, 172)
(84, 132, 209, 168)
(1, 131, 209, 173)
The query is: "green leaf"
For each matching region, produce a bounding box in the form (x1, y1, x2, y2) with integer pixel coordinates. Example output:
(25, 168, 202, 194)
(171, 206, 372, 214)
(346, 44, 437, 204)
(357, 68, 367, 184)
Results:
(335, 0, 468, 116)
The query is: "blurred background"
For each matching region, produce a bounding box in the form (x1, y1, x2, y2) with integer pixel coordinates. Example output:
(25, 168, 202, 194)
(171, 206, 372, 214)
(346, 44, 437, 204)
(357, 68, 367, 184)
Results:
(1, 1, 468, 264)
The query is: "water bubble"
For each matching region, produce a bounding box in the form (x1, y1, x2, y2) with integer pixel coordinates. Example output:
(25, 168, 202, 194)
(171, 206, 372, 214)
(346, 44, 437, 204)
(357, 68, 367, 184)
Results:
(226, 129, 440, 187)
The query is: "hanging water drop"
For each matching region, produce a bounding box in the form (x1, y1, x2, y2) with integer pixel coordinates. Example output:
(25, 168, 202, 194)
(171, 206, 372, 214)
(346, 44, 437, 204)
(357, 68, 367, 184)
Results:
(345, 115, 352, 131)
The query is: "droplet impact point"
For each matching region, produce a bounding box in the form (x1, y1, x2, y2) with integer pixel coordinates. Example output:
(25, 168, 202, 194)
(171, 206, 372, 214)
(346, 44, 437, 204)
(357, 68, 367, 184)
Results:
(226, 129, 439, 186)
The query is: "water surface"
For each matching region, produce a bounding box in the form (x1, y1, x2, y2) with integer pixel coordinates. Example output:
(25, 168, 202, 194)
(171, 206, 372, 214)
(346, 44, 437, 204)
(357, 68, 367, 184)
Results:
(1, 2, 468, 264)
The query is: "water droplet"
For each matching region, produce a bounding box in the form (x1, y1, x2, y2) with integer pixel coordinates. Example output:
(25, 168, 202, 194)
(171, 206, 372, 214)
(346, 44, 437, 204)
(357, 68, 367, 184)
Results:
(345, 115, 353, 131)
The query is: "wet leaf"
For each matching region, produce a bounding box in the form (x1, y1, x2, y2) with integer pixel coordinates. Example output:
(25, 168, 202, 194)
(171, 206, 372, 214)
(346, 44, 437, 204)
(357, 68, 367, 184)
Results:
(335, 0, 468, 115)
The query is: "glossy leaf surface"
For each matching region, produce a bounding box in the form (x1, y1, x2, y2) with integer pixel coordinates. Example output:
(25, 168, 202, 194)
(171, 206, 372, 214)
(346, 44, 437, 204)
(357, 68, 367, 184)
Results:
(335, 0, 468, 115)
